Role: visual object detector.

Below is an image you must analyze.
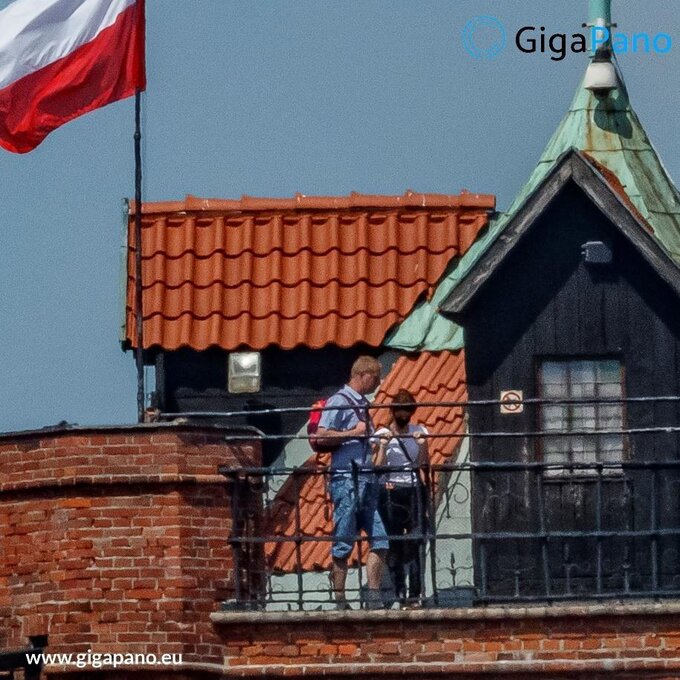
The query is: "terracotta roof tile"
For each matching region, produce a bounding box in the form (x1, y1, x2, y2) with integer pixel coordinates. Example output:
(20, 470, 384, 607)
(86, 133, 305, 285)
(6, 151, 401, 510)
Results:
(265, 350, 467, 574)
(125, 192, 493, 350)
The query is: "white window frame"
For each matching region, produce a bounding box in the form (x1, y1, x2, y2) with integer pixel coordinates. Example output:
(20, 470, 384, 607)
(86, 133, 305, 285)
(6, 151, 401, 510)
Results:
(538, 358, 626, 476)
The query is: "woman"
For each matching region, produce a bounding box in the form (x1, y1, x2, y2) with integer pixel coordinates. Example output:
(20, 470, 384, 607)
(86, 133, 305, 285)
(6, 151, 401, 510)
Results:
(374, 389, 429, 608)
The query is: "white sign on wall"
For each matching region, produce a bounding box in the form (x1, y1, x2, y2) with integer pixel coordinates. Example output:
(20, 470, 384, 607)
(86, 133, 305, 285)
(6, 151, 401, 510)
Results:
(500, 390, 524, 414)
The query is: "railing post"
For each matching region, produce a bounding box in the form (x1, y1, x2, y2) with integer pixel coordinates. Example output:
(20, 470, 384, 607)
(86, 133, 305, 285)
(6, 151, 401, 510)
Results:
(292, 470, 305, 611)
(563, 542, 572, 596)
(478, 525, 488, 602)
(351, 460, 363, 606)
(424, 462, 439, 607)
(230, 471, 243, 607)
(596, 462, 603, 596)
(651, 465, 659, 595)
(535, 463, 551, 599)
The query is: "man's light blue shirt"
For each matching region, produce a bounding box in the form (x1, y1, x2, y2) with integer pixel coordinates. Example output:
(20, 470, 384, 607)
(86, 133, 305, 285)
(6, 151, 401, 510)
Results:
(318, 384, 371, 473)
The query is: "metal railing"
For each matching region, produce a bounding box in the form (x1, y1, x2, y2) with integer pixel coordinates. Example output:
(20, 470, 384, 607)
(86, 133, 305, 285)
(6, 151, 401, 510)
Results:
(155, 391, 680, 610)
(219, 457, 680, 611)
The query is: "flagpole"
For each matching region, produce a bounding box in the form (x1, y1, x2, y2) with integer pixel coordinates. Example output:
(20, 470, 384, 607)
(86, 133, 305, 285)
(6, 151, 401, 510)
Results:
(134, 89, 144, 423)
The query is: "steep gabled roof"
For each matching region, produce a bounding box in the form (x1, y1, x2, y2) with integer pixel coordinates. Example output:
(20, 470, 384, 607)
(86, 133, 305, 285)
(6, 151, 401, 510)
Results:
(515, 69, 680, 259)
(388, 66, 680, 351)
(124, 191, 493, 352)
(442, 149, 680, 315)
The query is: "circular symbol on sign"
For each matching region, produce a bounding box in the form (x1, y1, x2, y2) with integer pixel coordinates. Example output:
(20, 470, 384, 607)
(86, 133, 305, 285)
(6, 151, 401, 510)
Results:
(501, 391, 523, 413)
(461, 16, 507, 61)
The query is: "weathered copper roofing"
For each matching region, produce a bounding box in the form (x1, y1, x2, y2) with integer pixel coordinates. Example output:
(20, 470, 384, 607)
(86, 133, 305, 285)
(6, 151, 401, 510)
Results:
(583, 152, 652, 231)
(388, 61, 680, 352)
(265, 350, 467, 574)
(441, 149, 680, 314)
(124, 192, 493, 351)
(513, 68, 680, 259)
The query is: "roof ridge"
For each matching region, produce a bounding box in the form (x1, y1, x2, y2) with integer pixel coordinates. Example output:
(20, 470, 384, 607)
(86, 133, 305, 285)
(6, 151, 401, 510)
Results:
(131, 190, 495, 215)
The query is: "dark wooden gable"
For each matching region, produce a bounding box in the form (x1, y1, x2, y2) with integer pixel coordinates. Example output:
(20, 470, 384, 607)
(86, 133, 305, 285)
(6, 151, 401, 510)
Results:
(450, 150, 680, 600)
(462, 177, 680, 460)
(442, 149, 680, 317)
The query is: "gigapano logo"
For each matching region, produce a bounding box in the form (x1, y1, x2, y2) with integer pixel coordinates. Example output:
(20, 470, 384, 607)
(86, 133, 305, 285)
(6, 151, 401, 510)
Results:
(462, 17, 672, 61)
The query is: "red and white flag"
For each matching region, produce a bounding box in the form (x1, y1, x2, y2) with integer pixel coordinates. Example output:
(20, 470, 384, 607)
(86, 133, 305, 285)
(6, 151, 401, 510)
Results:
(0, 0, 145, 153)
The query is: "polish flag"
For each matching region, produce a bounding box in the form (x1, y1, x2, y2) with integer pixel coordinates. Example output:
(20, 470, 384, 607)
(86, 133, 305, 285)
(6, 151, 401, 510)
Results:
(0, 0, 145, 154)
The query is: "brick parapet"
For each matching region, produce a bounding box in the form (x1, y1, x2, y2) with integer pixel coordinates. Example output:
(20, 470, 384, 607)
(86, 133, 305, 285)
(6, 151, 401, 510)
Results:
(3, 423, 680, 678)
(213, 603, 680, 677)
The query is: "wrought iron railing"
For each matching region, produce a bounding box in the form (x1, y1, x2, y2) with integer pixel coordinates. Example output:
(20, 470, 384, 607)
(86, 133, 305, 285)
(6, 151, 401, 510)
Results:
(219, 458, 680, 611)
(157, 392, 680, 609)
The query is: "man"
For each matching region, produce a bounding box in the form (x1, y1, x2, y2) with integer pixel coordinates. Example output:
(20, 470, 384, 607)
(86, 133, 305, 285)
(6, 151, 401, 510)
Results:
(316, 355, 388, 609)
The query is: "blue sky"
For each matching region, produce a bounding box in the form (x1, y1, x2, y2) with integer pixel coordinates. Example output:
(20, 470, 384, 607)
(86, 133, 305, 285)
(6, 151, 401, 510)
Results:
(0, 0, 678, 432)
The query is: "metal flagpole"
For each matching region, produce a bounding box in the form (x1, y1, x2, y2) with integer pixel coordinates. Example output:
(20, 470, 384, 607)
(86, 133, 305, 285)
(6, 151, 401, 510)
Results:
(134, 89, 144, 423)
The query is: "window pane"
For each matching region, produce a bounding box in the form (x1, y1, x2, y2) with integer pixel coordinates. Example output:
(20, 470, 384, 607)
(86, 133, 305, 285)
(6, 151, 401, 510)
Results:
(544, 436, 567, 465)
(570, 436, 589, 466)
(540, 358, 624, 467)
(541, 362, 568, 397)
(597, 360, 622, 384)
(571, 379, 595, 399)
(598, 381, 621, 398)
(572, 404, 596, 430)
(599, 404, 622, 429)
(543, 405, 567, 431)
(584, 435, 598, 463)
(570, 361, 596, 388)
(599, 434, 624, 462)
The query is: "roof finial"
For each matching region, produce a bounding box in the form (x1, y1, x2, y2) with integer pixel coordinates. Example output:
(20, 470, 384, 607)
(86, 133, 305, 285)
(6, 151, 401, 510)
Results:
(589, 0, 611, 27)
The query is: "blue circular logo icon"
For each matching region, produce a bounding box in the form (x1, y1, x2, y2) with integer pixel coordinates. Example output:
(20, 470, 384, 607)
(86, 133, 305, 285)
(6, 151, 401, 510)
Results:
(462, 16, 506, 60)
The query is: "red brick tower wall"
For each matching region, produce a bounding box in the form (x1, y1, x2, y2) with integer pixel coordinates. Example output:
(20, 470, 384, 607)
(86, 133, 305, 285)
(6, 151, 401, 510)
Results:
(0, 424, 260, 675)
(3, 424, 680, 679)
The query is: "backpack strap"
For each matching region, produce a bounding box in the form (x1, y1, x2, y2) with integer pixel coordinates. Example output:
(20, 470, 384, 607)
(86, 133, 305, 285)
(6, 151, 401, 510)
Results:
(336, 389, 369, 426)
(395, 435, 417, 464)
(336, 389, 371, 464)
(393, 428, 425, 487)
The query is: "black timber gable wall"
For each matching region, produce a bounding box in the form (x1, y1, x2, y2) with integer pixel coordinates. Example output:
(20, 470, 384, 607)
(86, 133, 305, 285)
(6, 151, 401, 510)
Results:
(461, 180, 680, 597)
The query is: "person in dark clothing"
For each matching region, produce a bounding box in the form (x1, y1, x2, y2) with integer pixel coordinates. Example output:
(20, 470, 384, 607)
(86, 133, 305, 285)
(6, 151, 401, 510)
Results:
(374, 389, 429, 608)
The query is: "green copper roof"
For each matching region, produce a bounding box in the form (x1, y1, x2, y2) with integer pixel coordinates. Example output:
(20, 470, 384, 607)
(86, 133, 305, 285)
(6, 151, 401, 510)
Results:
(387, 62, 680, 352)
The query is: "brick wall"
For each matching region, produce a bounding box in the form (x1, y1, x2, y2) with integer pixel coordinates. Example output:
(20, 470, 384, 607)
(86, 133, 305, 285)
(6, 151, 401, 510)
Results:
(3, 423, 680, 678)
(212, 604, 680, 678)
(0, 424, 260, 676)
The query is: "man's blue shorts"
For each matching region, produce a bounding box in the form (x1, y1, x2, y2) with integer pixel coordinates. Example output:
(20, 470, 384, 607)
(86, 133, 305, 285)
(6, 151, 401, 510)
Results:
(329, 475, 389, 560)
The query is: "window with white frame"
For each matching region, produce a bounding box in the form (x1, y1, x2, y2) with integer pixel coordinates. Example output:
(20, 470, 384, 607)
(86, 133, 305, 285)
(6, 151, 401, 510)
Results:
(539, 359, 624, 466)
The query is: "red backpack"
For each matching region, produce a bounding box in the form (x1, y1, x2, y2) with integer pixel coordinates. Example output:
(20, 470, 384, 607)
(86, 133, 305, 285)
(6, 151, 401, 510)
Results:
(307, 398, 331, 453)
(307, 392, 367, 453)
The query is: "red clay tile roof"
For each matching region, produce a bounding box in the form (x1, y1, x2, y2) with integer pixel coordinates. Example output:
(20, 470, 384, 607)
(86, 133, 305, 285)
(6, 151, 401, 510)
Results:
(372, 350, 467, 465)
(265, 350, 467, 574)
(125, 192, 493, 350)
